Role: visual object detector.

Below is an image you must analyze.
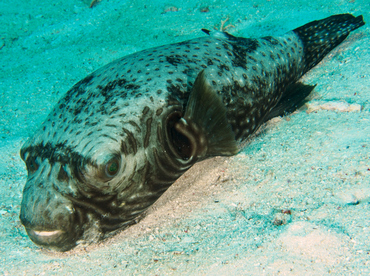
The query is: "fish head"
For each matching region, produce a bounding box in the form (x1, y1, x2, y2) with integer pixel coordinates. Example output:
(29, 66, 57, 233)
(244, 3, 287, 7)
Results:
(19, 129, 139, 251)
(18, 75, 159, 251)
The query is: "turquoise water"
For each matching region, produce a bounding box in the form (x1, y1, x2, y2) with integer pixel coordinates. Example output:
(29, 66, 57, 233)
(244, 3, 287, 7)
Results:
(1, 0, 369, 274)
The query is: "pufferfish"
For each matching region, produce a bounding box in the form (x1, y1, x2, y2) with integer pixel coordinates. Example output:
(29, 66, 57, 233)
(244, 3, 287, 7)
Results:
(19, 14, 365, 251)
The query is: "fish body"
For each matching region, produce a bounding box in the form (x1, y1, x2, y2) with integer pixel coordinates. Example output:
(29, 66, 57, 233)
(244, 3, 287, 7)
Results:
(20, 14, 365, 251)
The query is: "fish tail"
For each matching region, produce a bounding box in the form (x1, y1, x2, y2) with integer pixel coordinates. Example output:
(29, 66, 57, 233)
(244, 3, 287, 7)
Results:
(293, 14, 365, 71)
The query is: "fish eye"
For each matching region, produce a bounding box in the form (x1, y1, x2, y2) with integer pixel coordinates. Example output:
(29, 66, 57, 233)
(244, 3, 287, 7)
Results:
(104, 157, 120, 178)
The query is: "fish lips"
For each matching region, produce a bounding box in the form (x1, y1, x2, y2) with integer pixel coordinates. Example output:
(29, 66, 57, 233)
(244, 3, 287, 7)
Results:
(25, 228, 78, 252)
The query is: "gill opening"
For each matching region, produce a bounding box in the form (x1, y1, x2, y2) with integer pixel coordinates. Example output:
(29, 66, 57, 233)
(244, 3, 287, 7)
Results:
(166, 111, 195, 162)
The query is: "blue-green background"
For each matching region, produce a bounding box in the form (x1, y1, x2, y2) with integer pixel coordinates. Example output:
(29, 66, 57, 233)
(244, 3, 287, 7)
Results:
(1, 0, 369, 274)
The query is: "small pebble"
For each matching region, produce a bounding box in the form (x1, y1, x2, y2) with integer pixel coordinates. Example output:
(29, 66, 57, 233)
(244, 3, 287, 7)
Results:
(273, 213, 286, 226)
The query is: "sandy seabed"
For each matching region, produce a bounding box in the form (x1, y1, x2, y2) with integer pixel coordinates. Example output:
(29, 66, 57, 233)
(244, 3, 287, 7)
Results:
(1, 0, 369, 275)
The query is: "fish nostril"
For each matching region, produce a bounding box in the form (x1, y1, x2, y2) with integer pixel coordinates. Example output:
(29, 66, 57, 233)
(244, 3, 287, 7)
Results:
(53, 183, 61, 193)
(27, 159, 39, 174)
(57, 166, 69, 182)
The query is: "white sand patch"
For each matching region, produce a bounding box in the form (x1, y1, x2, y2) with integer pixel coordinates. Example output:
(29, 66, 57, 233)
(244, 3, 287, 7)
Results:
(277, 221, 350, 266)
(306, 101, 362, 113)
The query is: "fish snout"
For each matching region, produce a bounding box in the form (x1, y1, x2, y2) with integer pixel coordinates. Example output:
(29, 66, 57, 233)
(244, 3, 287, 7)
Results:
(19, 179, 83, 251)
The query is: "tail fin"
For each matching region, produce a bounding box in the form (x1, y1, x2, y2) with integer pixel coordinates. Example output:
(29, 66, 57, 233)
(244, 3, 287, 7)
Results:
(293, 14, 365, 72)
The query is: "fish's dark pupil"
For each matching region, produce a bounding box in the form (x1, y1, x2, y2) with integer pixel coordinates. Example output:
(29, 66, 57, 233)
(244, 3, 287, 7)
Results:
(106, 160, 119, 177)
(109, 163, 117, 173)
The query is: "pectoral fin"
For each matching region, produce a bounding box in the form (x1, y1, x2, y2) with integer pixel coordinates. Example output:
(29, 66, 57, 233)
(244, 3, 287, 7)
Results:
(174, 70, 238, 159)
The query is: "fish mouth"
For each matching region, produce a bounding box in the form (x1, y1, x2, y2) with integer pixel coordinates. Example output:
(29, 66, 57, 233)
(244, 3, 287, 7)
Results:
(25, 228, 78, 252)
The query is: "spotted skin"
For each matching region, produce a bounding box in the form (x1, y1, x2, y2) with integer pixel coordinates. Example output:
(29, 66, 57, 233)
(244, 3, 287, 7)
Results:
(19, 14, 364, 251)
